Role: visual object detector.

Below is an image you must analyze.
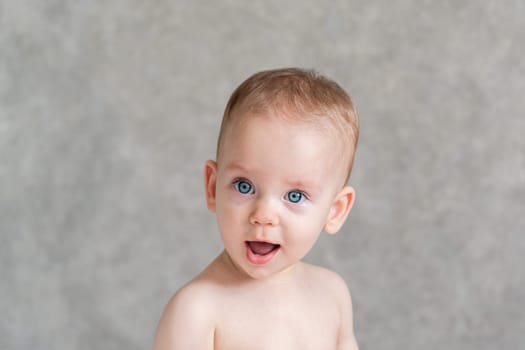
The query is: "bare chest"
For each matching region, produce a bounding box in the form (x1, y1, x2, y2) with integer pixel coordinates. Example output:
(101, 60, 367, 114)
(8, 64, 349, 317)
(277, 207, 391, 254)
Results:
(213, 292, 340, 350)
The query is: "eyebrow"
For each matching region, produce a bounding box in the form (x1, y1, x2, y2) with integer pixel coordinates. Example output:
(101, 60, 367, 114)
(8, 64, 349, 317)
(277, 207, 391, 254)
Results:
(223, 162, 250, 173)
(286, 180, 321, 194)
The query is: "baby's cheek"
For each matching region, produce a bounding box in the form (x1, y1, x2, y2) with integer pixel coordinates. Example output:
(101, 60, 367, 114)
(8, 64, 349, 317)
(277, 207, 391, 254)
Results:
(284, 201, 310, 215)
(218, 201, 252, 232)
(287, 217, 322, 242)
(226, 189, 253, 206)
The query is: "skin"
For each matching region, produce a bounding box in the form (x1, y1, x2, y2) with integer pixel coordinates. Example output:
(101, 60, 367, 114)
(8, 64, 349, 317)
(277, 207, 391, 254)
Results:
(153, 114, 359, 350)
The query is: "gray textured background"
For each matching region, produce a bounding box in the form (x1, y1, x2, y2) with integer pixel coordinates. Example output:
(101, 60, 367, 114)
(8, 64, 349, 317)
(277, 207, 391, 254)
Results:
(1, 1, 524, 349)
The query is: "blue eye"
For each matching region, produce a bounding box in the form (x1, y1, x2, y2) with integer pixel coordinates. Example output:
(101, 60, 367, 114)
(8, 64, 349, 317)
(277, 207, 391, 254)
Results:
(233, 180, 253, 194)
(286, 191, 305, 203)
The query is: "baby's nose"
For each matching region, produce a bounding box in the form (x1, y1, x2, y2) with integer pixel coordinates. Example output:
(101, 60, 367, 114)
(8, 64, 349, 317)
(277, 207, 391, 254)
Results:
(249, 198, 279, 226)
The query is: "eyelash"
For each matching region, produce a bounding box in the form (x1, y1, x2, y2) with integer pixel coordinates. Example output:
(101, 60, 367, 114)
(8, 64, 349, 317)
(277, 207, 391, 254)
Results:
(286, 190, 307, 204)
(232, 179, 254, 194)
(231, 178, 308, 204)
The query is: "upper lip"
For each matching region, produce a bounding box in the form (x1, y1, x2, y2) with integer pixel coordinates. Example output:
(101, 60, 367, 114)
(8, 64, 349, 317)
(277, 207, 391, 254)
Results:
(246, 240, 280, 245)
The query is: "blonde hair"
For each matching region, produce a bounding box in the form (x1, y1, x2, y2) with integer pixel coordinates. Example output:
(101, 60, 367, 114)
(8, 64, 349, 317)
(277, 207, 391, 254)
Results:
(217, 67, 359, 183)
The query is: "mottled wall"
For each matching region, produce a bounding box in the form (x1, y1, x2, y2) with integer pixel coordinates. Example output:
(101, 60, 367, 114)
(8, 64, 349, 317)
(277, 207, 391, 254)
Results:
(1, 1, 524, 349)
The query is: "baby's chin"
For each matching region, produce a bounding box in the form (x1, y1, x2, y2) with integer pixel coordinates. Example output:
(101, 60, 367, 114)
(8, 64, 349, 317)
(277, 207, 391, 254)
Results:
(241, 261, 301, 282)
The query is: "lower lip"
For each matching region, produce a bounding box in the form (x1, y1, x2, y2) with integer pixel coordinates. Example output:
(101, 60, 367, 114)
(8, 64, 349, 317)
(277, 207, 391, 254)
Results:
(245, 243, 280, 265)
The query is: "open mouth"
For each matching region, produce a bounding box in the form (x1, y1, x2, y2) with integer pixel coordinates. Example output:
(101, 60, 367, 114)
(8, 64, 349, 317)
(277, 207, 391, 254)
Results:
(245, 241, 280, 265)
(247, 241, 280, 255)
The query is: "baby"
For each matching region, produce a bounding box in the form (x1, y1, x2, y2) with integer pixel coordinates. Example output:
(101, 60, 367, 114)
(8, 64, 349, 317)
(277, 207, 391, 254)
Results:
(153, 68, 360, 350)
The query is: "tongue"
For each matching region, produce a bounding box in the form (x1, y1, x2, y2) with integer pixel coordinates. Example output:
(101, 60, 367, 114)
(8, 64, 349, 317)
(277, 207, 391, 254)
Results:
(248, 242, 278, 255)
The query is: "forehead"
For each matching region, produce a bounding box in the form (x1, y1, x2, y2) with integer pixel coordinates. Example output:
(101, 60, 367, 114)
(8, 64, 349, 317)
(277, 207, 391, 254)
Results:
(218, 114, 346, 185)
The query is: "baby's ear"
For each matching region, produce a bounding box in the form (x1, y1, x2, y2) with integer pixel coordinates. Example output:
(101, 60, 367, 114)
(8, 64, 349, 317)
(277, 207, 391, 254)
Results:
(324, 186, 355, 234)
(204, 160, 218, 212)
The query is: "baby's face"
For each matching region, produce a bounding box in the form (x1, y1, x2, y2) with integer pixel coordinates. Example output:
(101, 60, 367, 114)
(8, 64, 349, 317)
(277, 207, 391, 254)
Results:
(211, 115, 347, 280)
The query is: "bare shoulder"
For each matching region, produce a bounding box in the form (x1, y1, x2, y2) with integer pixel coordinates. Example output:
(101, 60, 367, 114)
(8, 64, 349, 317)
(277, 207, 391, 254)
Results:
(302, 263, 359, 350)
(153, 278, 218, 350)
(302, 262, 353, 301)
